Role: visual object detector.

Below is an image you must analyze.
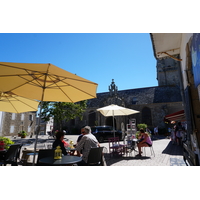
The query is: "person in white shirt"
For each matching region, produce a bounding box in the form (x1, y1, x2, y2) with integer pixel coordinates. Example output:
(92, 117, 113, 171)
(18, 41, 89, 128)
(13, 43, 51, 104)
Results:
(76, 126, 99, 165)
(154, 126, 158, 136)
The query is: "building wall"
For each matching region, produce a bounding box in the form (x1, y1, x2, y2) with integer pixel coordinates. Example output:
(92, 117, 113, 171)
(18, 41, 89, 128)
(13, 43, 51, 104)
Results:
(0, 112, 36, 136)
(179, 33, 200, 155)
(157, 58, 180, 87)
(63, 85, 183, 134)
(180, 33, 193, 89)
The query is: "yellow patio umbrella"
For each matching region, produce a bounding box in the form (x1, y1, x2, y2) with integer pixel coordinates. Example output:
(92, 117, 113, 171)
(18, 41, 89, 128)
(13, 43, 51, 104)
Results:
(0, 62, 97, 102)
(0, 92, 39, 113)
(0, 62, 98, 164)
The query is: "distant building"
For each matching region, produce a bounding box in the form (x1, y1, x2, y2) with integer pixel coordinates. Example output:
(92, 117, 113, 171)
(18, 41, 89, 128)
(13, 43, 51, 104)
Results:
(36, 117, 53, 135)
(63, 57, 184, 134)
(0, 111, 37, 137)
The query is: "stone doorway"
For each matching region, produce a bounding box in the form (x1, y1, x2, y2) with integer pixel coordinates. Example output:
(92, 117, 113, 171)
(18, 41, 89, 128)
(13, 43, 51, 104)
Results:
(106, 116, 116, 129)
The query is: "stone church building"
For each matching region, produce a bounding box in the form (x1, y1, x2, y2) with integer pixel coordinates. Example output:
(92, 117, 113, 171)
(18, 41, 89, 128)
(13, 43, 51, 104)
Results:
(66, 57, 184, 134)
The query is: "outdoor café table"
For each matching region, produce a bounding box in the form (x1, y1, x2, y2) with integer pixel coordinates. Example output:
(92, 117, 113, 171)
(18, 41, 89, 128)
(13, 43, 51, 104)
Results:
(27, 152, 39, 156)
(125, 138, 138, 156)
(39, 155, 82, 166)
(66, 147, 76, 155)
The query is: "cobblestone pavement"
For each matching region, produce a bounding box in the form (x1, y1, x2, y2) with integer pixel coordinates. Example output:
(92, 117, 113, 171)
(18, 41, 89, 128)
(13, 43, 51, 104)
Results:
(103, 137, 186, 166)
(7, 134, 186, 166)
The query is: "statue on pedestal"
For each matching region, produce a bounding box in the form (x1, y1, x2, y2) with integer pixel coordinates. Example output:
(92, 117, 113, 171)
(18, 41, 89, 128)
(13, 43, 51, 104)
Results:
(109, 79, 118, 97)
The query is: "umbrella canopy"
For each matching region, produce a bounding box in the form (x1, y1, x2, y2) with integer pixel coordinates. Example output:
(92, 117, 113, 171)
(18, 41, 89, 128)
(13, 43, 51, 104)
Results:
(97, 104, 140, 137)
(97, 104, 140, 116)
(0, 92, 39, 113)
(0, 62, 98, 102)
(164, 110, 185, 122)
(0, 61, 98, 165)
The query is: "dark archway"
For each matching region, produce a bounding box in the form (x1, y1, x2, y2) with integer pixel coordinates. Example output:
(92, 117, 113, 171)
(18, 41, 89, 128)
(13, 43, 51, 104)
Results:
(88, 110, 96, 126)
(106, 117, 116, 129)
(142, 107, 152, 126)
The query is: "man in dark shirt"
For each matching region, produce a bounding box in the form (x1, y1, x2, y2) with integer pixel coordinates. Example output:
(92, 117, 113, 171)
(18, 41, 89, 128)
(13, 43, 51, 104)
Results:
(52, 131, 68, 155)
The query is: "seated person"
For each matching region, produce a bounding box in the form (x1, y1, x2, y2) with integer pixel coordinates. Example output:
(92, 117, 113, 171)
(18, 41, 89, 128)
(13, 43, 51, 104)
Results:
(76, 126, 100, 165)
(136, 129, 152, 156)
(73, 127, 84, 148)
(52, 131, 68, 155)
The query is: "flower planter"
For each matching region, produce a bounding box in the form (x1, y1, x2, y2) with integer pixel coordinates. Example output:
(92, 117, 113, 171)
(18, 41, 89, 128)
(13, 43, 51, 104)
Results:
(0, 141, 5, 150)
(21, 136, 26, 138)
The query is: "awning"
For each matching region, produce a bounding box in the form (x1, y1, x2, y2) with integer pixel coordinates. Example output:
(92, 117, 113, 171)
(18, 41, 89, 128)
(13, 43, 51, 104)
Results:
(164, 110, 185, 122)
(150, 33, 182, 61)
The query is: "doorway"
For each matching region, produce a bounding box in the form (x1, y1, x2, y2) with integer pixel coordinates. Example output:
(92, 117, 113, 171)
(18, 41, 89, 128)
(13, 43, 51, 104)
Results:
(106, 117, 116, 129)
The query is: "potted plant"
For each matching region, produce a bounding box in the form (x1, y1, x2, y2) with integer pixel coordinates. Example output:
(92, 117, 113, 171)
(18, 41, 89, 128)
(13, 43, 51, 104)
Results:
(136, 124, 151, 138)
(0, 137, 14, 150)
(18, 131, 28, 138)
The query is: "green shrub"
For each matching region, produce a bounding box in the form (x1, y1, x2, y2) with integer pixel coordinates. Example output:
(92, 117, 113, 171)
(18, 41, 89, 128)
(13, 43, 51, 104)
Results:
(0, 137, 15, 150)
(137, 123, 147, 130)
(18, 130, 28, 137)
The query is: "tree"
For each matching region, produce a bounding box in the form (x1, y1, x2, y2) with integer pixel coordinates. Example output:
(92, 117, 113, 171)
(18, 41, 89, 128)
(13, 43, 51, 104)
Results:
(40, 101, 87, 131)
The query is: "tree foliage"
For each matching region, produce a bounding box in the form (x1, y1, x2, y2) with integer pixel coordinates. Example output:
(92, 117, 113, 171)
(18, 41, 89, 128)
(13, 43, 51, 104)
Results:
(40, 101, 87, 131)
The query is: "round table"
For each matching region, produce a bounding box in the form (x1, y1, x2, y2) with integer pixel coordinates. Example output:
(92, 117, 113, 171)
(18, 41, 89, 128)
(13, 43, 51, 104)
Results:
(27, 152, 38, 156)
(39, 155, 82, 166)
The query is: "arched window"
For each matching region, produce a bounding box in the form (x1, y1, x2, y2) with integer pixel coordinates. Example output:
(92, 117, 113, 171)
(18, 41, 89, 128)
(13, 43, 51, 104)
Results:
(106, 117, 116, 129)
(132, 97, 138, 104)
(142, 107, 152, 126)
(88, 111, 96, 126)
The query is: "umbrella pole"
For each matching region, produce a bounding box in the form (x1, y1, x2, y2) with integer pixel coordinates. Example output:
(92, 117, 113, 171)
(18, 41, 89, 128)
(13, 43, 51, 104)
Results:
(32, 101, 43, 165)
(112, 110, 115, 138)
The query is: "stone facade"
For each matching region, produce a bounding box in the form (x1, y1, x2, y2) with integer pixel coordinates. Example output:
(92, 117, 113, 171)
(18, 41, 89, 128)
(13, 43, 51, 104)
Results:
(0, 111, 37, 137)
(157, 57, 180, 87)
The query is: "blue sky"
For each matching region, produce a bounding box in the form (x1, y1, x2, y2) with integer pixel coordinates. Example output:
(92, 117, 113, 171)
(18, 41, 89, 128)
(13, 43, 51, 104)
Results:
(0, 33, 157, 93)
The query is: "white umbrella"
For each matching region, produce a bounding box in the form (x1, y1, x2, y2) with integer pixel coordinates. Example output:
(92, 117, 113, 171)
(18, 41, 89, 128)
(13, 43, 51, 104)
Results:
(97, 104, 140, 137)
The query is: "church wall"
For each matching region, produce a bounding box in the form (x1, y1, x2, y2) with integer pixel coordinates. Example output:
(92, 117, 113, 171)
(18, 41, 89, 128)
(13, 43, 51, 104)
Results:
(65, 85, 183, 134)
(157, 57, 180, 87)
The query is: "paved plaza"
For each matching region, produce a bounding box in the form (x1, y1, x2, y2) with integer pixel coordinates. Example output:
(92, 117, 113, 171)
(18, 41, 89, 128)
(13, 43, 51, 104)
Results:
(6, 134, 187, 166)
(103, 137, 186, 166)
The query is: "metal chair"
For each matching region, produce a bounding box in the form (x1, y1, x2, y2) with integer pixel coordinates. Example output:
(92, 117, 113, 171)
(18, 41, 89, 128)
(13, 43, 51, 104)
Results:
(0, 144, 22, 166)
(143, 140, 155, 157)
(87, 147, 104, 166)
(20, 149, 39, 166)
(108, 137, 125, 157)
(36, 149, 55, 166)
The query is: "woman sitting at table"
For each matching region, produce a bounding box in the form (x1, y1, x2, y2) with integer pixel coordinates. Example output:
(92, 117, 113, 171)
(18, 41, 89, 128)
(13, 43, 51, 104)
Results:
(136, 129, 152, 156)
(52, 131, 68, 155)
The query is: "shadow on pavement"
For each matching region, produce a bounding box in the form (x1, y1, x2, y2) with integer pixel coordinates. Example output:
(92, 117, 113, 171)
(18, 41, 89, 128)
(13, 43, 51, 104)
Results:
(162, 141, 183, 156)
(104, 153, 151, 166)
